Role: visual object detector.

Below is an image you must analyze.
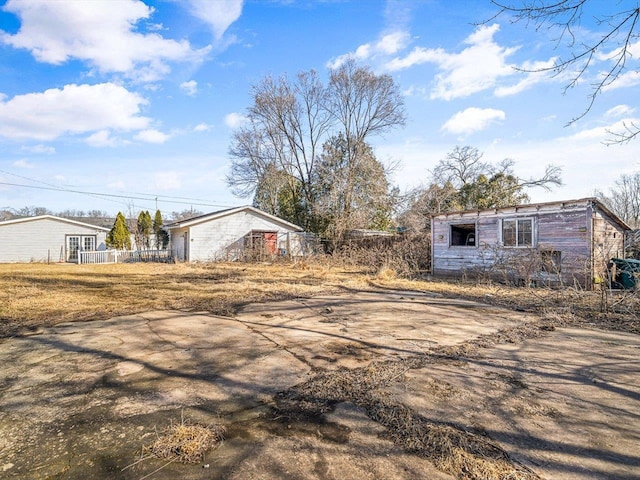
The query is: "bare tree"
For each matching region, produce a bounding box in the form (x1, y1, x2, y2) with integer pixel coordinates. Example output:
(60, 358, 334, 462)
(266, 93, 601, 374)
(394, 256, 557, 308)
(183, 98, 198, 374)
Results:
(9, 206, 53, 217)
(227, 70, 331, 228)
(227, 62, 406, 233)
(170, 208, 204, 222)
(432, 146, 562, 198)
(490, 0, 640, 143)
(0, 209, 13, 221)
(398, 182, 461, 233)
(596, 172, 640, 228)
(432, 146, 490, 189)
(401, 146, 562, 230)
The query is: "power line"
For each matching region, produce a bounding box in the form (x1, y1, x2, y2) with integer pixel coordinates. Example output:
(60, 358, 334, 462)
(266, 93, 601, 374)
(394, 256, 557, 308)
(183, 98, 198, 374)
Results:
(0, 182, 237, 209)
(0, 169, 235, 208)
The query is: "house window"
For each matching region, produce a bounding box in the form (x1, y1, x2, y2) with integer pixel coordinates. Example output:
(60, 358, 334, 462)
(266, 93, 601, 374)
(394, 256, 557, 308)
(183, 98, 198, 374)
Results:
(450, 223, 476, 246)
(541, 250, 561, 273)
(83, 236, 95, 251)
(502, 218, 533, 247)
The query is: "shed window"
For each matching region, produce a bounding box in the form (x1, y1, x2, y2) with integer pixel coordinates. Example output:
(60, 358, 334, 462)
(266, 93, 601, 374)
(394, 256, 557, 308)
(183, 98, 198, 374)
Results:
(450, 223, 476, 246)
(502, 218, 533, 247)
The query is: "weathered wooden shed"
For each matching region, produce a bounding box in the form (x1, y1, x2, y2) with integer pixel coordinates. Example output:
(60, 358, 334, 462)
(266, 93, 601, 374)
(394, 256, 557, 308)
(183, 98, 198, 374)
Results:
(430, 198, 630, 288)
(0, 215, 109, 263)
(165, 206, 307, 262)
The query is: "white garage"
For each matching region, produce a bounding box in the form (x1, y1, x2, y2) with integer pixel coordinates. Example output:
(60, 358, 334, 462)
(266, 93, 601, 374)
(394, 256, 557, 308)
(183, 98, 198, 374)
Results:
(165, 206, 308, 262)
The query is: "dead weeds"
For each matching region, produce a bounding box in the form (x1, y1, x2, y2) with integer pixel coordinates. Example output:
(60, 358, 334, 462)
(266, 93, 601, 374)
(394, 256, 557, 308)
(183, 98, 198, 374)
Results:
(0, 261, 370, 337)
(274, 358, 539, 480)
(2, 260, 639, 338)
(145, 420, 226, 464)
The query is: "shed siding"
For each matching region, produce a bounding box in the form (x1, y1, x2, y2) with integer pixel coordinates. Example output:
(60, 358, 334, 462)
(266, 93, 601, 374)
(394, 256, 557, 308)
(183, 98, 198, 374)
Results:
(536, 210, 590, 284)
(173, 210, 300, 262)
(431, 199, 626, 288)
(592, 209, 626, 280)
(0, 218, 107, 263)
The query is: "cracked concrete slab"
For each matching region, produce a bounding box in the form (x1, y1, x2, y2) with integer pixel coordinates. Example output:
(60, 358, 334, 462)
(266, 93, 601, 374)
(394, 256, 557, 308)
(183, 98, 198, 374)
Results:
(1, 289, 638, 479)
(235, 290, 531, 369)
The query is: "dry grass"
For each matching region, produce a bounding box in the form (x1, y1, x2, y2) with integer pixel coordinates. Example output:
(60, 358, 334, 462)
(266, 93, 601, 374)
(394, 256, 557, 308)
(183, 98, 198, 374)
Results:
(1, 260, 638, 338)
(0, 261, 370, 337)
(145, 420, 226, 464)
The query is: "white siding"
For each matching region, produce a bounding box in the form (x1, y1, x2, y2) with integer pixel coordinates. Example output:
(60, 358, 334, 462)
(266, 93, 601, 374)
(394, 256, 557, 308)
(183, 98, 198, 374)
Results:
(0, 218, 108, 263)
(169, 227, 189, 261)
(188, 210, 298, 261)
(168, 209, 302, 262)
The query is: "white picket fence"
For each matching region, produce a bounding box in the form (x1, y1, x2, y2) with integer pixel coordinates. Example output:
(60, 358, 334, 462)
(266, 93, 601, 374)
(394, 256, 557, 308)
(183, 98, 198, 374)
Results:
(78, 249, 170, 264)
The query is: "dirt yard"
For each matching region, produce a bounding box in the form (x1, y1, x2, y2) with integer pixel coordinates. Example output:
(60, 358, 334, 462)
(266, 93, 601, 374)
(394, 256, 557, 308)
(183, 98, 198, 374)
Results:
(0, 264, 639, 479)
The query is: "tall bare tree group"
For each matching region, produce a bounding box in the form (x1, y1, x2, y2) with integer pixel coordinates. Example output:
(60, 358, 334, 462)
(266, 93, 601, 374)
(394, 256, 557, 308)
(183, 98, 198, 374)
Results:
(227, 60, 406, 247)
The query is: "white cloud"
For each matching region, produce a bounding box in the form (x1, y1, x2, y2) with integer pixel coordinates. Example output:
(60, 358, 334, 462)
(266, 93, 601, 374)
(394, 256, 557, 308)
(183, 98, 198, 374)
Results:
(224, 112, 247, 128)
(153, 171, 181, 190)
(386, 24, 520, 100)
(0, 83, 150, 140)
(402, 85, 428, 97)
(86, 130, 118, 148)
(441, 107, 506, 135)
(134, 128, 170, 144)
(563, 118, 640, 142)
(20, 144, 55, 154)
(494, 58, 557, 97)
(605, 105, 635, 119)
(328, 31, 410, 69)
(194, 123, 213, 132)
(180, 80, 198, 96)
(602, 70, 640, 92)
(12, 158, 34, 168)
(184, 0, 243, 39)
(1, 0, 209, 81)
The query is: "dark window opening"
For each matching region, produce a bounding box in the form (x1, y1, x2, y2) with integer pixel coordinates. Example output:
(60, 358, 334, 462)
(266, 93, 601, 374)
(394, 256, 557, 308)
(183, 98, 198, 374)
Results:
(541, 250, 561, 273)
(450, 223, 476, 246)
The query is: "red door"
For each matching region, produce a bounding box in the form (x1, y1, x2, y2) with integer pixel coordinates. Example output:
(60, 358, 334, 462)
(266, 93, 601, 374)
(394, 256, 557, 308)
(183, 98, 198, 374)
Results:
(264, 232, 277, 255)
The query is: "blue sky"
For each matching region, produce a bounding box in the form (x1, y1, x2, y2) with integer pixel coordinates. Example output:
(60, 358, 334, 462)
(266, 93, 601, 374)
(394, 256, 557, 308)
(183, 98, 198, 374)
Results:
(0, 0, 639, 216)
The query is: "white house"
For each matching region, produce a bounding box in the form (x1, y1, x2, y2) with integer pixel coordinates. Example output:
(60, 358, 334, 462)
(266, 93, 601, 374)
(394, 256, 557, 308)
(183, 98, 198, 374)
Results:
(165, 206, 307, 262)
(0, 215, 110, 263)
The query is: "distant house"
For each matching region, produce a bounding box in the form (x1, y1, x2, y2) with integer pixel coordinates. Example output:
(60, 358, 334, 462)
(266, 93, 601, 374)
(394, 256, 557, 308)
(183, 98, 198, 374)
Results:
(430, 198, 630, 288)
(0, 215, 109, 263)
(164, 206, 308, 262)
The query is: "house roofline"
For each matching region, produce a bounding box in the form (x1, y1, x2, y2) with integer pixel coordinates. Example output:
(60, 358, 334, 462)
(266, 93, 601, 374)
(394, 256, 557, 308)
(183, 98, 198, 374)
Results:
(431, 197, 631, 231)
(164, 205, 303, 232)
(0, 215, 111, 231)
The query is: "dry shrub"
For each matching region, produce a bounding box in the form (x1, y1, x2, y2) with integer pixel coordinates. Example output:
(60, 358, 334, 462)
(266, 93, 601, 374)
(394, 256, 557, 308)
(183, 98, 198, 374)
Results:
(145, 420, 226, 464)
(331, 233, 431, 277)
(375, 265, 398, 281)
